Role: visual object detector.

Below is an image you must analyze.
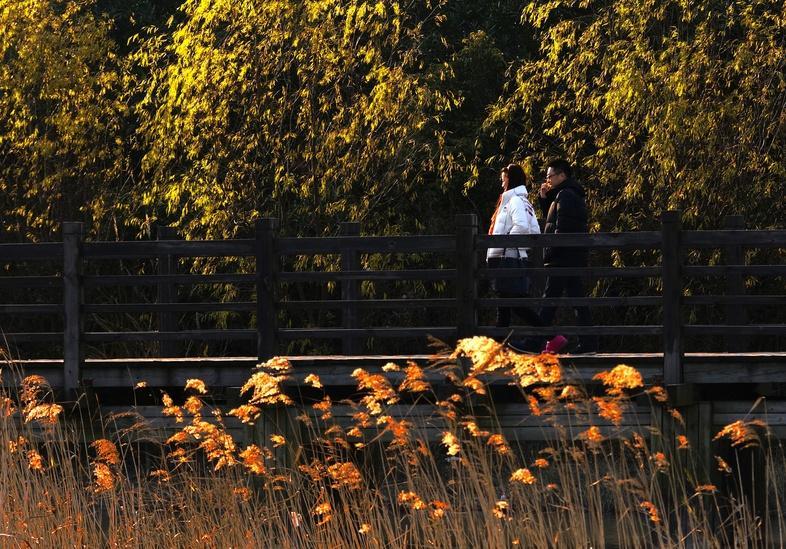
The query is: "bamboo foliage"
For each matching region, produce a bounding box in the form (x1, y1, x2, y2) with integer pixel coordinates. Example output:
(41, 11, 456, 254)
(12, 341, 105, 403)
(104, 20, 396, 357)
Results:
(0, 0, 127, 239)
(485, 0, 786, 231)
(129, 0, 460, 241)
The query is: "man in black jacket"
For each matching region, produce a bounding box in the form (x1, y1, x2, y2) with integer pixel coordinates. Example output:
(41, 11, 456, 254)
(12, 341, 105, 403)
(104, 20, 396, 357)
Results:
(536, 159, 597, 353)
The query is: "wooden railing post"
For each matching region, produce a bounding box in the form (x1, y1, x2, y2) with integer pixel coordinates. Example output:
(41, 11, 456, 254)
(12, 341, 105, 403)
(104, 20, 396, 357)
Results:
(661, 211, 683, 385)
(455, 214, 478, 340)
(724, 215, 747, 352)
(156, 226, 179, 357)
(340, 222, 361, 354)
(63, 222, 84, 396)
(256, 218, 279, 362)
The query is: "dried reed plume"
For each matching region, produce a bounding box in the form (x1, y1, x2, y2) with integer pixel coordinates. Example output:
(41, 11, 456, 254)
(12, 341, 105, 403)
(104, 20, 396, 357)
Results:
(1, 337, 785, 547)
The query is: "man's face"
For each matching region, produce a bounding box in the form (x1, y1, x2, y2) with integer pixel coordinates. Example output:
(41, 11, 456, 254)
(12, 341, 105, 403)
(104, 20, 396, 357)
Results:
(545, 167, 566, 187)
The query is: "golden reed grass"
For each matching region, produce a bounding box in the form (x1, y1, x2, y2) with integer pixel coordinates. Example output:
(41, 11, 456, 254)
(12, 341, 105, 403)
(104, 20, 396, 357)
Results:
(1, 337, 785, 547)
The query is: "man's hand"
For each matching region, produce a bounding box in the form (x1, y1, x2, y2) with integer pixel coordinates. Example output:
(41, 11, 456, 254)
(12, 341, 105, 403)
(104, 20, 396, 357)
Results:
(539, 181, 551, 198)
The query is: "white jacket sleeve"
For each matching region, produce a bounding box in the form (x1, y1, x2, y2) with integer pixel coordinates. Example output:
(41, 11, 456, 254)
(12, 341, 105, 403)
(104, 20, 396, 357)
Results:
(528, 200, 541, 235)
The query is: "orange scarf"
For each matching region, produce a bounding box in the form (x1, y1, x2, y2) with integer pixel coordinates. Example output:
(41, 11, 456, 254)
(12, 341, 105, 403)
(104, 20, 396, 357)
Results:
(488, 194, 503, 235)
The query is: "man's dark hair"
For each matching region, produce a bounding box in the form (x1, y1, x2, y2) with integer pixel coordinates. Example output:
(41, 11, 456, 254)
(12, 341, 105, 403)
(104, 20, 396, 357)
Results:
(547, 158, 572, 179)
(503, 163, 527, 189)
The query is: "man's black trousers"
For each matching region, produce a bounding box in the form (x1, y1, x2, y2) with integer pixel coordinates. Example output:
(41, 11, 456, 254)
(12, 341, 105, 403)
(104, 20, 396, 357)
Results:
(538, 274, 597, 352)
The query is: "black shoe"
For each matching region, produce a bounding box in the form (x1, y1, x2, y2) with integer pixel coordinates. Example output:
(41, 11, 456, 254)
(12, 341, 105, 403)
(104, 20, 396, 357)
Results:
(572, 344, 598, 355)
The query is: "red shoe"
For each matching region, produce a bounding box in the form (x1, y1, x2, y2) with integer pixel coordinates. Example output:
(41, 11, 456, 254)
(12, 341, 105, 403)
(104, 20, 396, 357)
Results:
(543, 335, 568, 354)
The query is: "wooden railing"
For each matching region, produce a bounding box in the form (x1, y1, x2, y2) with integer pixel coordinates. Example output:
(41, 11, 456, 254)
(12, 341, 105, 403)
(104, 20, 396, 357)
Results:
(1, 212, 785, 393)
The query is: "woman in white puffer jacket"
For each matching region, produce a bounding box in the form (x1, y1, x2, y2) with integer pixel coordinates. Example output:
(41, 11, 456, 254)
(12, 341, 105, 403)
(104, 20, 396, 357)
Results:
(486, 164, 542, 337)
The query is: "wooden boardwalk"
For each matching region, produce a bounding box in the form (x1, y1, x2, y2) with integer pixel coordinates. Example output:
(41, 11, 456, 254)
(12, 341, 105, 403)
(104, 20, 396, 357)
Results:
(5, 352, 786, 389)
(1, 211, 785, 447)
(5, 352, 785, 459)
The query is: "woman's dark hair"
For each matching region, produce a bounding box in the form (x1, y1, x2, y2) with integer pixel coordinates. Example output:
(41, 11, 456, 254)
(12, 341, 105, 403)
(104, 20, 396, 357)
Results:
(502, 163, 526, 189)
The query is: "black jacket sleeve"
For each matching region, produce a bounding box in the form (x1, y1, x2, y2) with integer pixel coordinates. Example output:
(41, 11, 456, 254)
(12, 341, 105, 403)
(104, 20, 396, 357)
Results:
(539, 195, 553, 221)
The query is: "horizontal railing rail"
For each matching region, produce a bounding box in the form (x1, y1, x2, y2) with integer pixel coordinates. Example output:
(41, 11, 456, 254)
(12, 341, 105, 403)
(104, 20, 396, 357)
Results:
(82, 329, 256, 342)
(278, 298, 456, 310)
(81, 302, 257, 313)
(2, 332, 64, 342)
(683, 265, 786, 277)
(478, 266, 663, 278)
(682, 230, 786, 248)
(0, 276, 63, 288)
(481, 325, 664, 336)
(83, 239, 256, 258)
(277, 327, 457, 339)
(82, 273, 256, 287)
(277, 235, 455, 254)
(0, 304, 62, 314)
(476, 296, 663, 307)
(0, 242, 64, 261)
(278, 268, 452, 282)
(1, 212, 785, 394)
(476, 231, 663, 248)
(683, 295, 786, 305)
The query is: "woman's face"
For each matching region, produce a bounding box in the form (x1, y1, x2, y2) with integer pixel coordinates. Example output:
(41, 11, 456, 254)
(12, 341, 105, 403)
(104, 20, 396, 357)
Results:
(500, 171, 509, 192)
